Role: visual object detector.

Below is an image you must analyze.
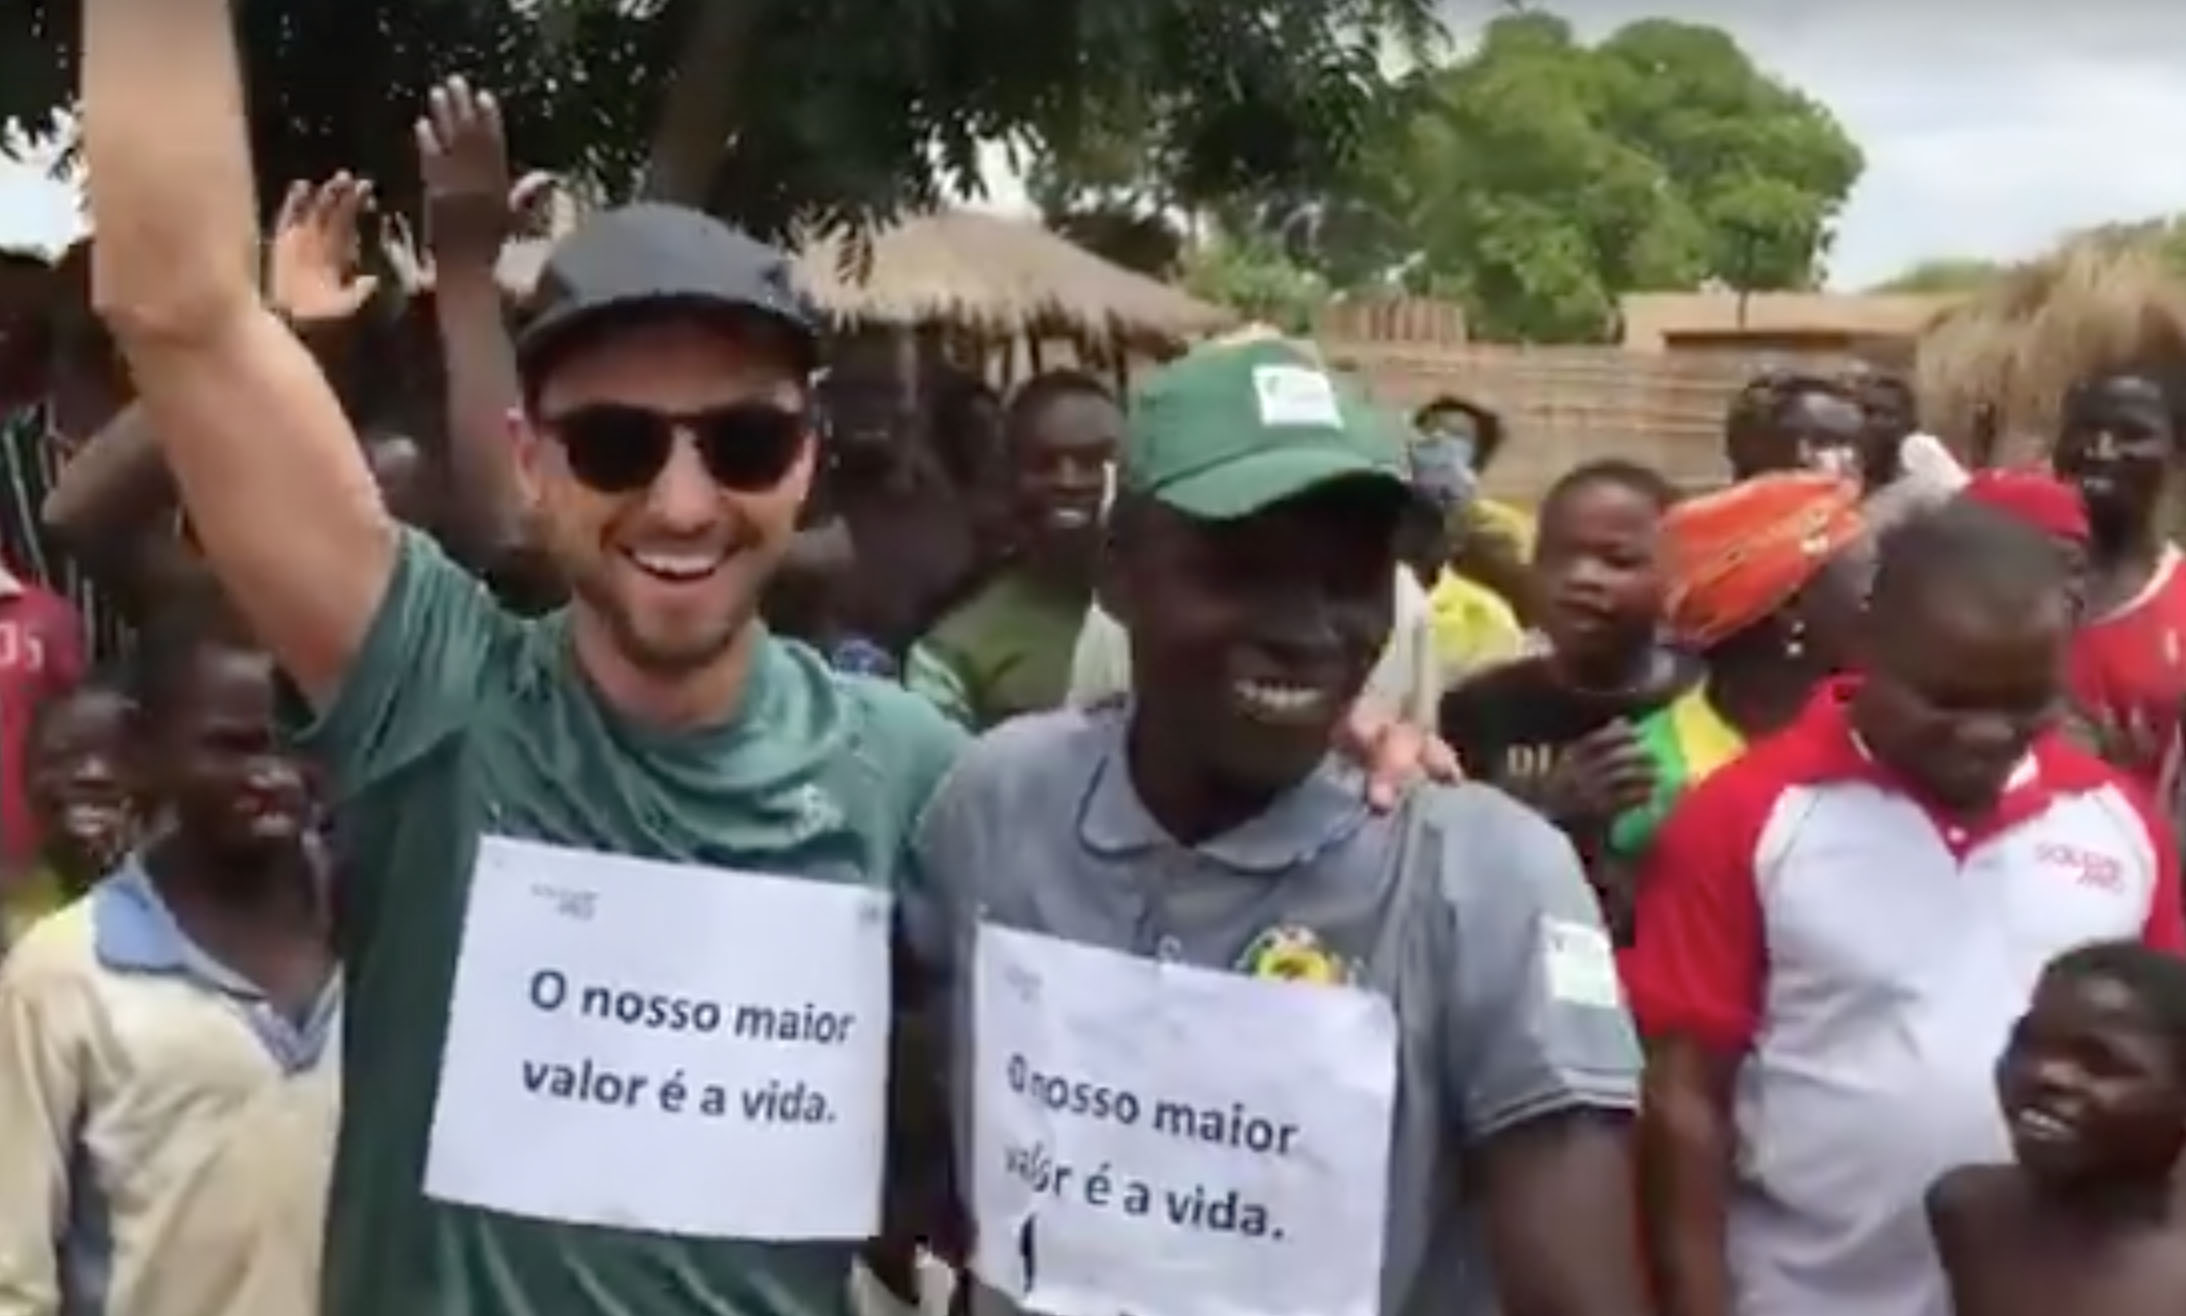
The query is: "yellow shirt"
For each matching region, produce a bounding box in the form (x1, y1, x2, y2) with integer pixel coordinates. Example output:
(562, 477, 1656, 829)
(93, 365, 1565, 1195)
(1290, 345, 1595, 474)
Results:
(1426, 570, 1525, 684)
(1466, 497, 1536, 557)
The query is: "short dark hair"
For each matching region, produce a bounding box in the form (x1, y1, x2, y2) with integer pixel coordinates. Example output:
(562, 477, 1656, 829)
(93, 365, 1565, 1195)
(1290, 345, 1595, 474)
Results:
(1728, 372, 1850, 443)
(1540, 458, 1679, 521)
(1004, 369, 1115, 444)
(129, 597, 260, 726)
(1871, 499, 2066, 626)
(26, 675, 131, 757)
(2043, 941, 2186, 1080)
(1724, 370, 1789, 443)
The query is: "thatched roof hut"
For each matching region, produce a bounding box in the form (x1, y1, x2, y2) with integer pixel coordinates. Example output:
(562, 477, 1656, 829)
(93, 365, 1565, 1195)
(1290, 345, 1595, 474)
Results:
(1916, 239, 2186, 458)
(389, 207, 1233, 355)
(794, 210, 1233, 351)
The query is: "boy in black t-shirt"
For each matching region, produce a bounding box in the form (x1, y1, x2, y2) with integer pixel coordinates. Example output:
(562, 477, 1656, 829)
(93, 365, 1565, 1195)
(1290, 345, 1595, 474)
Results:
(1439, 459, 1693, 840)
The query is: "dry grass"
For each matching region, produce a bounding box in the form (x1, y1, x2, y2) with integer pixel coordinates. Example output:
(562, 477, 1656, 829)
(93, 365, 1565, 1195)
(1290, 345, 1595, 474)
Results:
(387, 207, 1232, 353)
(793, 210, 1232, 350)
(1916, 240, 2186, 458)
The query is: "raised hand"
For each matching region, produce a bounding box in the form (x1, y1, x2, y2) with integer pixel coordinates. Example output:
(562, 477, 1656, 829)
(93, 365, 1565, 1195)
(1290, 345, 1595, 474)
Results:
(416, 76, 516, 263)
(266, 174, 381, 326)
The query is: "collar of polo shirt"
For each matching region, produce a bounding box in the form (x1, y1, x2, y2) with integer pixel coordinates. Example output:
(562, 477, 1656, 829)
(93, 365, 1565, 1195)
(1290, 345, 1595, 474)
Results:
(1074, 714, 1371, 873)
(1773, 677, 2102, 851)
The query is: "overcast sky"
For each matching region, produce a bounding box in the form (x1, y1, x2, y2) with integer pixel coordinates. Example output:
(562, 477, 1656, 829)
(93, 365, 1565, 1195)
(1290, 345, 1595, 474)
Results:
(6, 2, 2184, 288)
(1477, 0, 2186, 287)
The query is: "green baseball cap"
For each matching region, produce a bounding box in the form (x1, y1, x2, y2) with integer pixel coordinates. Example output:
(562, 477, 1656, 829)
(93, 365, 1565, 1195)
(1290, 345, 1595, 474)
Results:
(1122, 337, 1410, 521)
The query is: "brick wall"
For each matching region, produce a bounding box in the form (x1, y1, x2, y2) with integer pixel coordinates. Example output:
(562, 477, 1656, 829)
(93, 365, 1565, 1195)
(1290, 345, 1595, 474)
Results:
(1326, 341, 1865, 502)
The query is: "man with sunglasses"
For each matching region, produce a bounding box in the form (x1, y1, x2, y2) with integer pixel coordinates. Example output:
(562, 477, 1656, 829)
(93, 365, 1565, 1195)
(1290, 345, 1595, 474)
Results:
(83, 6, 1453, 1316)
(84, 0, 974, 1310)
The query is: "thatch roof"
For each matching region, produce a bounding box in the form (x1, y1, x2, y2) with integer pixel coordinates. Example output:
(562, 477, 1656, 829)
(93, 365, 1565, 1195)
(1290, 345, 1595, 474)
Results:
(1915, 239, 2186, 455)
(389, 207, 1233, 351)
(793, 210, 1232, 348)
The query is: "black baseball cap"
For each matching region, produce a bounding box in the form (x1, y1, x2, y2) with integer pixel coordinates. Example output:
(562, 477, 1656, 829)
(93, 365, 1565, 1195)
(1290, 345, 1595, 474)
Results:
(515, 203, 823, 388)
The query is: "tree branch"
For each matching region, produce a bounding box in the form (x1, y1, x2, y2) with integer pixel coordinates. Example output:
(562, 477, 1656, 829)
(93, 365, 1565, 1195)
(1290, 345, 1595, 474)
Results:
(641, 0, 765, 205)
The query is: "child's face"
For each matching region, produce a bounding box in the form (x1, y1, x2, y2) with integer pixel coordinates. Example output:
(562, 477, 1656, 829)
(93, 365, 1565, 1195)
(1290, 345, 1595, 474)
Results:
(28, 690, 136, 875)
(1533, 481, 1665, 668)
(1996, 970, 2186, 1186)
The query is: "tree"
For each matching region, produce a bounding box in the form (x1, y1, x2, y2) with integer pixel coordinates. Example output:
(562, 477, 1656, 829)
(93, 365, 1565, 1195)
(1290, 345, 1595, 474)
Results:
(1224, 13, 1864, 341)
(1179, 232, 1327, 334)
(1, 0, 1438, 244)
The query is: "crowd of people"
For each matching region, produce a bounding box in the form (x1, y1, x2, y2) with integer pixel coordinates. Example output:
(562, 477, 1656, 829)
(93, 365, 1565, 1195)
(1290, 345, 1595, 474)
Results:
(5, 4, 2186, 1316)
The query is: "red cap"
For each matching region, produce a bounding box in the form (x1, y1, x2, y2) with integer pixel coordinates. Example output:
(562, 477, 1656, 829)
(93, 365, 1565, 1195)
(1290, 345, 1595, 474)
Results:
(1961, 468, 2089, 545)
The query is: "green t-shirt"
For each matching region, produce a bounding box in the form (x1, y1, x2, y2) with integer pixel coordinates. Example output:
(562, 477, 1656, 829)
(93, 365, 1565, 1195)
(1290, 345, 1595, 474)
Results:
(904, 568, 1087, 731)
(303, 531, 965, 1316)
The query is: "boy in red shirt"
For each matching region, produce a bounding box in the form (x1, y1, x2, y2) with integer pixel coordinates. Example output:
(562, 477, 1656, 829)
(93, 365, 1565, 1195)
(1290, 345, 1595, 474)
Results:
(0, 560, 87, 888)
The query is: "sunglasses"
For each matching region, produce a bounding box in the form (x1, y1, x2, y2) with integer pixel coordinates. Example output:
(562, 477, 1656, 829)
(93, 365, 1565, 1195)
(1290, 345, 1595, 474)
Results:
(540, 403, 811, 494)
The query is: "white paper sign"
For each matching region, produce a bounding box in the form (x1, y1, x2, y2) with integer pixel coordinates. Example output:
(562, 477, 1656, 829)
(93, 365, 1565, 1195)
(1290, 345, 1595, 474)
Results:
(972, 925, 1397, 1316)
(423, 835, 893, 1240)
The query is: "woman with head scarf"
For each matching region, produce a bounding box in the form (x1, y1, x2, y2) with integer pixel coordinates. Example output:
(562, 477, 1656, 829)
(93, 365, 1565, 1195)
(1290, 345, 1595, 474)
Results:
(1607, 473, 1872, 866)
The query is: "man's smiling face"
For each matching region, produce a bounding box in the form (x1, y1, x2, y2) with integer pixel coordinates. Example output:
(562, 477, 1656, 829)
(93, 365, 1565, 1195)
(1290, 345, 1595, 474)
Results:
(521, 313, 814, 676)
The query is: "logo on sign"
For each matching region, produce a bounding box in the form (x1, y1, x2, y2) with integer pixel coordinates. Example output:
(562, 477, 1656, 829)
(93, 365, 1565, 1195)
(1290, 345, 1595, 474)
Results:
(531, 883, 598, 920)
(1000, 960, 1042, 1003)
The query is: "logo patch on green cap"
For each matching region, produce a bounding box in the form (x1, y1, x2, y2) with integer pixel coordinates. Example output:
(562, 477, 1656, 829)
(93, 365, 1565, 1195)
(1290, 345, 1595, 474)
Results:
(1252, 364, 1344, 428)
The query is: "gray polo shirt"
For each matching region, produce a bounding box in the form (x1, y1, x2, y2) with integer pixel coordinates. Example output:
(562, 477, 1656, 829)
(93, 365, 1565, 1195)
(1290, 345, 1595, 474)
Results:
(907, 706, 1640, 1316)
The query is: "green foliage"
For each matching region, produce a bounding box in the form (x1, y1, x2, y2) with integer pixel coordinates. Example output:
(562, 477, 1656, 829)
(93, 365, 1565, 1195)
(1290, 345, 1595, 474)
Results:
(1380, 14, 1861, 341)
(1870, 257, 2009, 294)
(1150, 12, 1863, 342)
(2, 0, 1439, 243)
(1179, 232, 1325, 334)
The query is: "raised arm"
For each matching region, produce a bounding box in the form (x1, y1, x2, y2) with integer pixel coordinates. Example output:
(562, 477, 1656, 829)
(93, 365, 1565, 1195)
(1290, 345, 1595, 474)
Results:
(44, 188, 372, 616)
(415, 78, 531, 571)
(82, 0, 395, 706)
